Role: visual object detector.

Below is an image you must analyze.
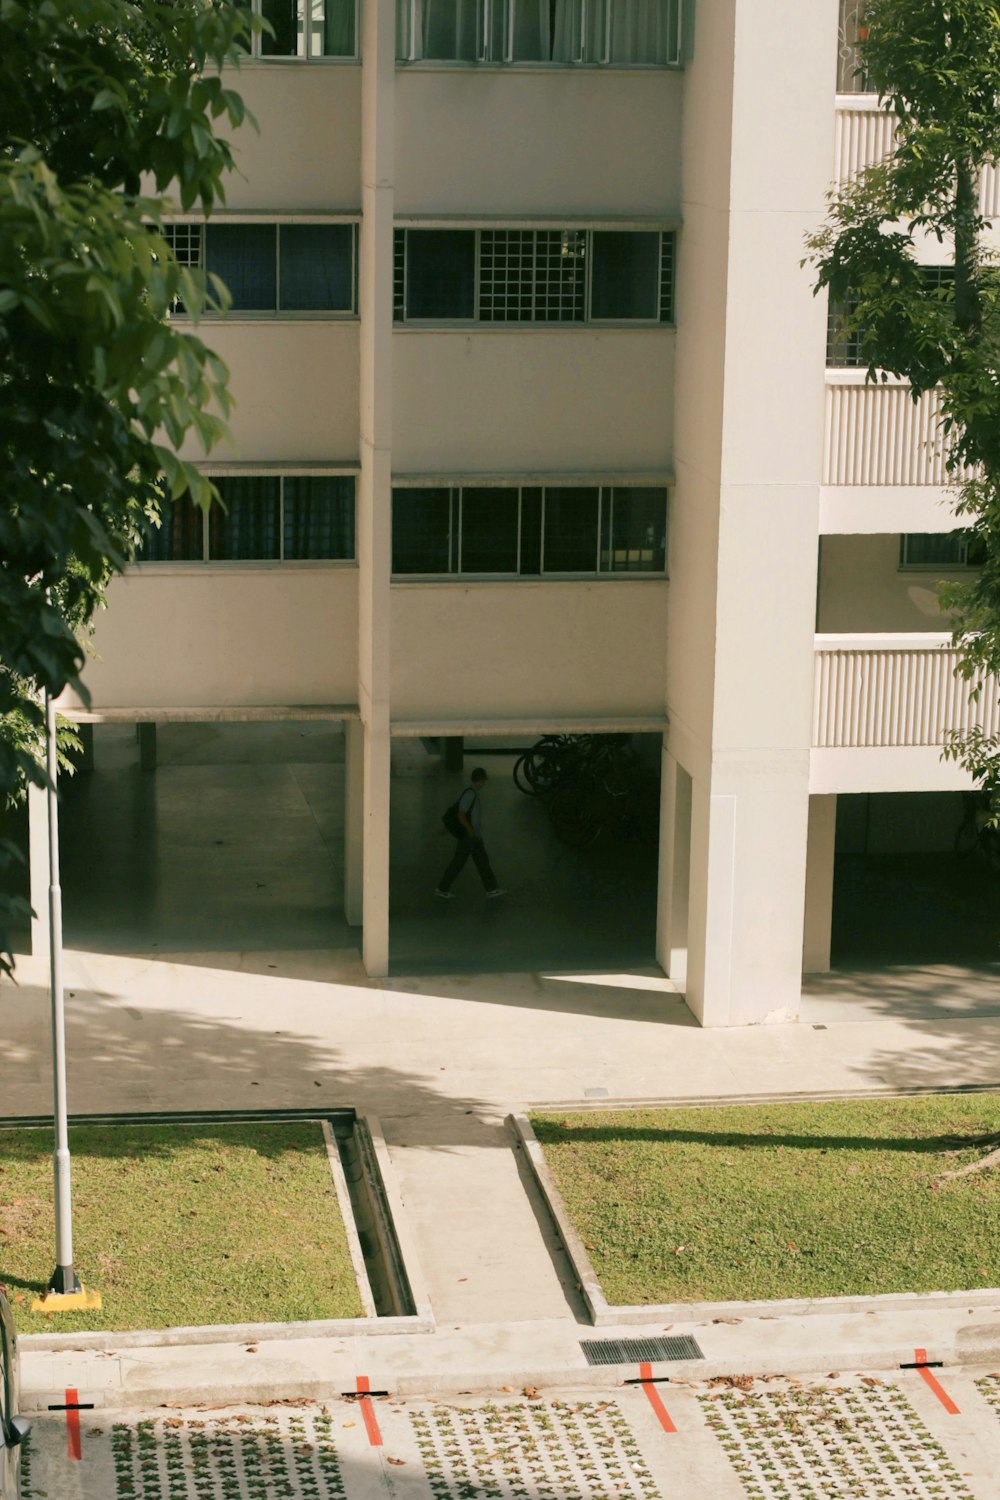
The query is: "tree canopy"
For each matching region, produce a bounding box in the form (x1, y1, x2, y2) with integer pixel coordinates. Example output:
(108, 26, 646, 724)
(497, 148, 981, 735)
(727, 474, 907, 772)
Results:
(0, 0, 257, 970)
(808, 0, 1000, 798)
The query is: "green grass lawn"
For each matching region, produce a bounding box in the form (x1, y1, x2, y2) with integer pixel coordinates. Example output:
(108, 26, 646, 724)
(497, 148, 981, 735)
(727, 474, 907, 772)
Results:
(0, 1120, 365, 1333)
(532, 1095, 1000, 1305)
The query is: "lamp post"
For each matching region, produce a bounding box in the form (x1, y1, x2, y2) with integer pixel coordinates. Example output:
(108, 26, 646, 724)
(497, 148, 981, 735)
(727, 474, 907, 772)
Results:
(30, 691, 100, 1312)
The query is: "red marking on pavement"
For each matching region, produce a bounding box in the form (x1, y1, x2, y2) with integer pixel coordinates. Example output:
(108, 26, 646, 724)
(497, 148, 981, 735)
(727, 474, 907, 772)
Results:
(913, 1348, 960, 1414)
(639, 1362, 677, 1433)
(65, 1387, 82, 1461)
(356, 1375, 383, 1446)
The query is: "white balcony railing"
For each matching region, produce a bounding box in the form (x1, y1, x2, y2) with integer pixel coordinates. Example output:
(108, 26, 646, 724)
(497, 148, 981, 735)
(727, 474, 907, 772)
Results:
(813, 633, 1000, 748)
(823, 374, 977, 488)
(834, 99, 1000, 215)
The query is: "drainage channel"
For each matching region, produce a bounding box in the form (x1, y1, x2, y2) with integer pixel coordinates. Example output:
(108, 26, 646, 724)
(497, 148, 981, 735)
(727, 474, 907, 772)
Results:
(0, 1106, 417, 1320)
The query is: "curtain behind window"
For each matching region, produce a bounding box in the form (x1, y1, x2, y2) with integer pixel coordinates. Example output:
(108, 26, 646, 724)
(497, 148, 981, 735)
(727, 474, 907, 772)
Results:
(284, 478, 356, 559)
(210, 478, 281, 560)
(205, 225, 277, 310)
(138, 495, 204, 561)
(279, 225, 353, 310)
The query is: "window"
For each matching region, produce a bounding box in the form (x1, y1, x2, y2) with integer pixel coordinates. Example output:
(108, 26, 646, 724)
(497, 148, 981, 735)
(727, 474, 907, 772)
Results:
(164, 223, 357, 315)
(396, 0, 681, 64)
(900, 532, 985, 570)
(251, 0, 357, 58)
(836, 0, 870, 93)
(391, 484, 668, 576)
(394, 228, 676, 324)
(827, 268, 954, 367)
(138, 477, 356, 562)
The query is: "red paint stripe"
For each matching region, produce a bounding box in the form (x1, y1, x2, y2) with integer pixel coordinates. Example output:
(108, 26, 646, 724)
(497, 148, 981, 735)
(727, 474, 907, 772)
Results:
(914, 1349, 960, 1414)
(356, 1375, 383, 1446)
(639, 1362, 677, 1433)
(65, 1387, 82, 1461)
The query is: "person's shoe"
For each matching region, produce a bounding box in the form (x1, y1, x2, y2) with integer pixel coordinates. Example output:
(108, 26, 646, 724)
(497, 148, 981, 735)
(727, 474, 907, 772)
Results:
(486, 888, 506, 899)
(435, 888, 456, 900)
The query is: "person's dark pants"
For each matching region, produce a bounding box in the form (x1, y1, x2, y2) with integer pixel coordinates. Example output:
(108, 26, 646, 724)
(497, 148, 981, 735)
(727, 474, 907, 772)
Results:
(439, 835, 498, 893)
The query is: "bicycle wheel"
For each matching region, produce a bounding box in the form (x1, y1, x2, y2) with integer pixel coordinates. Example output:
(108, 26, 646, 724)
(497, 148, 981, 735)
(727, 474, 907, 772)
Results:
(513, 754, 536, 795)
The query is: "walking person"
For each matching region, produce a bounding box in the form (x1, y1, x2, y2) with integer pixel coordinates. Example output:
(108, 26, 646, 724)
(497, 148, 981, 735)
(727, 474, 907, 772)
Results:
(436, 768, 505, 899)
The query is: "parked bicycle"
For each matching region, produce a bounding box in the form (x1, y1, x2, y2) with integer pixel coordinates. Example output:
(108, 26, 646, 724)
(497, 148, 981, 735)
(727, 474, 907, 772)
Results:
(512, 733, 660, 848)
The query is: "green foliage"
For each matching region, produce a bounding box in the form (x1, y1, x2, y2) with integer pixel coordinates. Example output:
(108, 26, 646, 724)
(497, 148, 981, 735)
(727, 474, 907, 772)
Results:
(806, 0, 1000, 799)
(0, 1, 257, 972)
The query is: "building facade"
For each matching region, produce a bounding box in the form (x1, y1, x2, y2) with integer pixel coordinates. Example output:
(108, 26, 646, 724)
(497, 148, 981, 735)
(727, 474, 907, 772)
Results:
(45, 0, 997, 1023)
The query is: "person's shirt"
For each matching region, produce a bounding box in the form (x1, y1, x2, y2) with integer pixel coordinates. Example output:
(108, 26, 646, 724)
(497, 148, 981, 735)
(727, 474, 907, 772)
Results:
(458, 785, 482, 835)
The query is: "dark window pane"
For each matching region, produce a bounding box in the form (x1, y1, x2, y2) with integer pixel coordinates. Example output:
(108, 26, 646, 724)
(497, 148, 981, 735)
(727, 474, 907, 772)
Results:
(137, 495, 204, 561)
(460, 489, 519, 573)
(901, 533, 969, 568)
(284, 477, 355, 559)
(261, 0, 299, 54)
(392, 488, 452, 573)
(606, 0, 678, 63)
(316, 0, 355, 54)
(205, 224, 277, 310)
(421, 0, 477, 59)
(591, 232, 660, 319)
(405, 231, 475, 319)
(543, 487, 599, 572)
(520, 487, 542, 574)
(280, 224, 354, 310)
(209, 477, 281, 560)
(604, 488, 667, 572)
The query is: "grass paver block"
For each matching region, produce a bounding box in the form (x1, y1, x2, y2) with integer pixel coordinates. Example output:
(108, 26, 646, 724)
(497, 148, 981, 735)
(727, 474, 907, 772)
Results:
(0, 1120, 364, 1332)
(532, 1096, 1000, 1303)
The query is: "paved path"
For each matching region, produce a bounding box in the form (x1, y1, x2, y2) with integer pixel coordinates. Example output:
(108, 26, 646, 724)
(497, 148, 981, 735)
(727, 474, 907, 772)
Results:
(21, 1365, 1000, 1499)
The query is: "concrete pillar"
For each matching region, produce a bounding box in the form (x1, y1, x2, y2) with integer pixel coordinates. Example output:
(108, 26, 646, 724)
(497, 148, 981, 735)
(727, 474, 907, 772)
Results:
(656, 748, 691, 989)
(344, 718, 364, 926)
(138, 722, 156, 771)
(28, 781, 49, 959)
(803, 794, 837, 973)
(77, 723, 95, 771)
(356, 0, 395, 976)
(663, 0, 834, 1024)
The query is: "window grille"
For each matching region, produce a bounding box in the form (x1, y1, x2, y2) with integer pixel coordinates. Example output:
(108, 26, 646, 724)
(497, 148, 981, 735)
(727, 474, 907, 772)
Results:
(900, 532, 985, 570)
(162, 223, 202, 268)
(394, 228, 675, 325)
(391, 484, 667, 577)
(836, 0, 870, 93)
(828, 268, 954, 368)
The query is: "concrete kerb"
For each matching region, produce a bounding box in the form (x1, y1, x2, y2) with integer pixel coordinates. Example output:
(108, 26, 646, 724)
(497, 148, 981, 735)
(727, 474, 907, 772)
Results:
(510, 1102, 1000, 1328)
(18, 1113, 434, 1355)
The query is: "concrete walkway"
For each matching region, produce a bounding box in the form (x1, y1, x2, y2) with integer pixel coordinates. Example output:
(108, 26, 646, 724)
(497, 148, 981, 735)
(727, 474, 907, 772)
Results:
(5, 945, 1000, 1364)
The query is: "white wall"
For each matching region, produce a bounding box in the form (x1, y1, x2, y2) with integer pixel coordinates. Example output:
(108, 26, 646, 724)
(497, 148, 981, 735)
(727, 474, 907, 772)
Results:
(818, 534, 961, 633)
(395, 71, 682, 216)
(72, 569, 359, 710)
(219, 64, 362, 211)
(390, 580, 668, 721)
(393, 331, 674, 471)
(180, 323, 360, 462)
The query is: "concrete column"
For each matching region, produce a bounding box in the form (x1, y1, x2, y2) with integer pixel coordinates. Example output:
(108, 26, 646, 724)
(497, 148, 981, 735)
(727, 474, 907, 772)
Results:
(343, 717, 364, 926)
(656, 748, 691, 989)
(77, 723, 95, 771)
(28, 781, 49, 959)
(357, 0, 395, 976)
(803, 793, 837, 973)
(664, 0, 834, 1025)
(138, 722, 156, 771)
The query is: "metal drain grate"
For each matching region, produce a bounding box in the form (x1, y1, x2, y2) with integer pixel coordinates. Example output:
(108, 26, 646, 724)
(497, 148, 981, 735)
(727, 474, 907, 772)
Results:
(581, 1335, 704, 1366)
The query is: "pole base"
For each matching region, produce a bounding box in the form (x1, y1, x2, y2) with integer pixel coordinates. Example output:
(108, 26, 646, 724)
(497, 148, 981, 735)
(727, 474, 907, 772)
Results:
(31, 1285, 102, 1313)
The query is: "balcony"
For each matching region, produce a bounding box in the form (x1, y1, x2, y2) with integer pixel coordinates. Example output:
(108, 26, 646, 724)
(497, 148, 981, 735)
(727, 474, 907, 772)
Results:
(811, 632, 999, 792)
(834, 98, 1000, 214)
(821, 373, 976, 534)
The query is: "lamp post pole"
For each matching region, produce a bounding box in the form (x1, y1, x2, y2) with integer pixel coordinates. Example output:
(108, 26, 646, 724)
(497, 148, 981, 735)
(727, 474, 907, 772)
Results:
(45, 688, 81, 1296)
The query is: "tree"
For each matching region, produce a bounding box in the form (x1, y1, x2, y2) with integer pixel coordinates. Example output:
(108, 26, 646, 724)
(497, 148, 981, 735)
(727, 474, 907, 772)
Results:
(807, 0, 1000, 802)
(0, 0, 258, 972)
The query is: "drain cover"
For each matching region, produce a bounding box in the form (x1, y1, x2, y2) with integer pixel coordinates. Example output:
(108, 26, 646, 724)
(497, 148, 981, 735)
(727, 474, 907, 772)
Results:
(581, 1335, 704, 1366)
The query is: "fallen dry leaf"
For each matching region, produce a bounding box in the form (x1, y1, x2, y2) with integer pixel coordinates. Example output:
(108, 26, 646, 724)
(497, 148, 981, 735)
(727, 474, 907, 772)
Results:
(523, 1386, 541, 1400)
(387, 1457, 406, 1466)
(713, 1316, 743, 1325)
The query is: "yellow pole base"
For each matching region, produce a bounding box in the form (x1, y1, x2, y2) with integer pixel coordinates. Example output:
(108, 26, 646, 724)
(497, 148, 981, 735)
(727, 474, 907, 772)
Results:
(30, 1285, 102, 1313)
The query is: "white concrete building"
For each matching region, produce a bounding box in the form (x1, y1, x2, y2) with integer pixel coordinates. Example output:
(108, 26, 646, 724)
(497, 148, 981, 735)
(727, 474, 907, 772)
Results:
(45, 0, 999, 1023)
